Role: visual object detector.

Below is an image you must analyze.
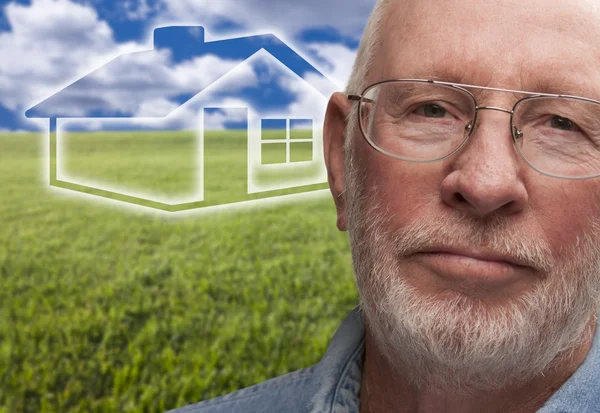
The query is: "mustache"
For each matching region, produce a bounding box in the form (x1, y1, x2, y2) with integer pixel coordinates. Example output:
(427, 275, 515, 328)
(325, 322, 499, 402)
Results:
(354, 209, 556, 273)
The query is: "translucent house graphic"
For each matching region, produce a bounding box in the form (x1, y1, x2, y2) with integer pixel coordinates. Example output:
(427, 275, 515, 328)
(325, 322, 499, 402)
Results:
(25, 26, 339, 212)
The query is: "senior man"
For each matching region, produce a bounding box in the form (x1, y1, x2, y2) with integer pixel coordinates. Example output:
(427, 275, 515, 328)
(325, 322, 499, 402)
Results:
(168, 0, 600, 412)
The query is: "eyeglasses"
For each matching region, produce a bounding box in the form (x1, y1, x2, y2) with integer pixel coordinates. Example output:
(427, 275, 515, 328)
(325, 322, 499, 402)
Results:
(348, 79, 600, 180)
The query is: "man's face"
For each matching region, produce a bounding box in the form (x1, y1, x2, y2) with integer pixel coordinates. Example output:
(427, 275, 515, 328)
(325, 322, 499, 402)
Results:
(335, 0, 600, 393)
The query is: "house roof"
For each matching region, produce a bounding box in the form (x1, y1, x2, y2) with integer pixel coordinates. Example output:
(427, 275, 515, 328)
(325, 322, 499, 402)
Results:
(25, 26, 340, 119)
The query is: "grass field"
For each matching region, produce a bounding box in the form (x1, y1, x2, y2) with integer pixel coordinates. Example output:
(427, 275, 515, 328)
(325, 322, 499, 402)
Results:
(0, 130, 358, 413)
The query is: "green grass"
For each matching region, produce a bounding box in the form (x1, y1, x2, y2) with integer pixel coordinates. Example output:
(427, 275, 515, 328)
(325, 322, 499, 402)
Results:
(0, 131, 358, 413)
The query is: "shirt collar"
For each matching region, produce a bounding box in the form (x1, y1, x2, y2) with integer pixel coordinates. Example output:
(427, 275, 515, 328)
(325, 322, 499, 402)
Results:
(311, 307, 600, 413)
(308, 306, 365, 413)
(538, 313, 600, 412)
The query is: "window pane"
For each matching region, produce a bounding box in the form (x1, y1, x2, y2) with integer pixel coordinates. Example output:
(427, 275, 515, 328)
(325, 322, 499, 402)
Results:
(290, 119, 313, 139)
(290, 142, 313, 162)
(262, 119, 286, 140)
(262, 142, 287, 164)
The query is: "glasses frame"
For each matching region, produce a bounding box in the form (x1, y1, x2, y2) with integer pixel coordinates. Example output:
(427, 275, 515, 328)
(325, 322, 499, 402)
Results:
(348, 79, 600, 180)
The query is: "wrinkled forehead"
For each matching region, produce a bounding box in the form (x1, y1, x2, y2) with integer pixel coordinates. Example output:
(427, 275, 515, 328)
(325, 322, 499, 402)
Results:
(373, 0, 600, 98)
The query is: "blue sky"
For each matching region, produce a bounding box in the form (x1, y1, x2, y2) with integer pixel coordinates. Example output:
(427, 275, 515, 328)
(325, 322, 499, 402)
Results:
(0, 0, 375, 132)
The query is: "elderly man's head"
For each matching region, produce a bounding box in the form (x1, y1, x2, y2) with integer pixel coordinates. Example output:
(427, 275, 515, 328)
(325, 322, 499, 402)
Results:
(324, 0, 600, 397)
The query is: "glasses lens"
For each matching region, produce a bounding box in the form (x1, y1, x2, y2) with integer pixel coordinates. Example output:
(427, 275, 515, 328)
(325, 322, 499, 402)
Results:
(513, 97, 600, 178)
(359, 81, 476, 161)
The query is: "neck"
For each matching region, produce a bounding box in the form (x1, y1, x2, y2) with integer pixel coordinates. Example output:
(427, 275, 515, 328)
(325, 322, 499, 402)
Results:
(359, 318, 597, 413)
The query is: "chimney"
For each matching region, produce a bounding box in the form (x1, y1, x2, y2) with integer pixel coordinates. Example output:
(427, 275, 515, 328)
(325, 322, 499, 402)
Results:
(153, 26, 205, 61)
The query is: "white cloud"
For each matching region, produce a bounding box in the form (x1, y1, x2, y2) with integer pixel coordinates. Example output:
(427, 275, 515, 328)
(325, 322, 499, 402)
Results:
(149, 1, 363, 91)
(76, 40, 344, 124)
(0, 0, 143, 113)
(280, 72, 330, 126)
(63, 51, 252, 117)
(123, 0, 157, 21)
(153, 0, 376, 42)
(0, 0, 362, 132)
(68, 96, 251, 132)
(135, 97, 180, 118)
(172, 54, 256, 92)
(203, 107, 247, 130)
(61, 48, 328, 132)
(305, 42, 356, 89)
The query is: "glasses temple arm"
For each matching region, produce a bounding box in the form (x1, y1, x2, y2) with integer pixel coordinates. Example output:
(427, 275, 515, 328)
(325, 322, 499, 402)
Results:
(348, 95, 375, 104)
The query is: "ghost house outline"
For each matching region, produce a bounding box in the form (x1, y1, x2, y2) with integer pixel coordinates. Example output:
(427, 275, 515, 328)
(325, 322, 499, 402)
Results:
(25, 26, 339, 212)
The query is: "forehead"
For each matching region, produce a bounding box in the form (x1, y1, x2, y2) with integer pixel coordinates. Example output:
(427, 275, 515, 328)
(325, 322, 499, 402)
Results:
(374, 0, 600, 98)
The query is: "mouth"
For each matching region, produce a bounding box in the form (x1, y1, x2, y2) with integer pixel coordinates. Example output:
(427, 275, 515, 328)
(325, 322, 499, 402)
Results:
(416, 246, 530, 268)
(409, 246, 534, 287)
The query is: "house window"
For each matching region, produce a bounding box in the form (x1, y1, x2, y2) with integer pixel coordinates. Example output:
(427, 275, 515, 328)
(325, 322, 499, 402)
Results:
(261, 118, 313, 165)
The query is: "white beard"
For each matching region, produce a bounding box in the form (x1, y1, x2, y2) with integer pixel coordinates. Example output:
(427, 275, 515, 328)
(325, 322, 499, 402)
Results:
(344, 146, 600, 396)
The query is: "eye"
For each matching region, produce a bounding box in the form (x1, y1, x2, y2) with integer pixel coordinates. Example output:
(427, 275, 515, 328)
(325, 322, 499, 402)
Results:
(414, 103, 448, 118)
(550, 115, 581, 132)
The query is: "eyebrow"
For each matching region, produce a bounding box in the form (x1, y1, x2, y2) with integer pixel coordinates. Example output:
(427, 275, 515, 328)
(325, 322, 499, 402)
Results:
(385, 68, 600, 101)
(525, 77, 600, 100)
(391, 68, 469, 86)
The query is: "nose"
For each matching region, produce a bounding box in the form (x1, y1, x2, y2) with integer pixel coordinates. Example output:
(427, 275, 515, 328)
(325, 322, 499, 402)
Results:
(440, 109, 528, 218)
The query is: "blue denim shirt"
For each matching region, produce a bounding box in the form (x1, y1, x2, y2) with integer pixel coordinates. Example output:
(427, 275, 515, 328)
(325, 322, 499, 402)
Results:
(166, 307, 600, 413)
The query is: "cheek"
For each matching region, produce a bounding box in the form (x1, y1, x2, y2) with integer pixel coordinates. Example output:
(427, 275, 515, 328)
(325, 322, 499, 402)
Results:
(359, 149, 442, 225)
(529, 180, 600, 263)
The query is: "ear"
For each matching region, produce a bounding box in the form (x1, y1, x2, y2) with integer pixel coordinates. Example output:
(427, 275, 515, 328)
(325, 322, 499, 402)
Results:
(323, 92, 353, 231)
